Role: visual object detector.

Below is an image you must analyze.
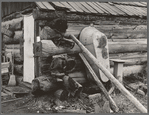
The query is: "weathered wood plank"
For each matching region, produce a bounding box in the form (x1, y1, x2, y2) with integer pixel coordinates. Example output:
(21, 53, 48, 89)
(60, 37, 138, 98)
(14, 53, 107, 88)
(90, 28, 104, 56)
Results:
(5, 44, 20, 49)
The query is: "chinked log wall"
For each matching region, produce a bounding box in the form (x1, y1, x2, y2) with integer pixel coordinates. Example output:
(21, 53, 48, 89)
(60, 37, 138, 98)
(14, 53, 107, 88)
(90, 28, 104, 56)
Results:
(2, 13, 147, 78)
(2, 17, 24, 76)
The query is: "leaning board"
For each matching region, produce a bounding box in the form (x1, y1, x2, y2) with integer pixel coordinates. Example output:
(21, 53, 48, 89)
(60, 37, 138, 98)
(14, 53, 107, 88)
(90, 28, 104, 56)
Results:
(23, 15, 35, 83)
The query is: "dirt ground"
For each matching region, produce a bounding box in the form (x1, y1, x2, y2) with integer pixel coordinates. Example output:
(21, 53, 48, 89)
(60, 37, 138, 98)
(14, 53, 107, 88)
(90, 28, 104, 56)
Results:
(1, 87, 147, 114)
(1, 66, 148, 114)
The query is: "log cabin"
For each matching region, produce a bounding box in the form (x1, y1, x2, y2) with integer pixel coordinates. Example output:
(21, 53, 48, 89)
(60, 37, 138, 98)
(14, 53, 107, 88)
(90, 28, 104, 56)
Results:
(1, 2, 147, 84)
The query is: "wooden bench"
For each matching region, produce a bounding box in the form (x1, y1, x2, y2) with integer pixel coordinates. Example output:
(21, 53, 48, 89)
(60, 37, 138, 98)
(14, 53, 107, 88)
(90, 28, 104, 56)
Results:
(109, 59, 131, 94)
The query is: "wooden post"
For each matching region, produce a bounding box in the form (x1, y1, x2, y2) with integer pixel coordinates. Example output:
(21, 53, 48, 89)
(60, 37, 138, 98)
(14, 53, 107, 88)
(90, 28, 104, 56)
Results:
(67, 34, 147, 113)
(110, 59, 127, 84)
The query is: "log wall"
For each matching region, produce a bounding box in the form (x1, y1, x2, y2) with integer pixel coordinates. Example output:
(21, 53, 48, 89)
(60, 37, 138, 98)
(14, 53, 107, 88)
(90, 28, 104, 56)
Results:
(1, 13, 147, 80)
(2, 17, 24, 76)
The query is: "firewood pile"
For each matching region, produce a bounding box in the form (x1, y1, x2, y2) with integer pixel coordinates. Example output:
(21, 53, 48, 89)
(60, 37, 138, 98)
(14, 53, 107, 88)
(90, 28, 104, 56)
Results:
(30, 54, 111, 113)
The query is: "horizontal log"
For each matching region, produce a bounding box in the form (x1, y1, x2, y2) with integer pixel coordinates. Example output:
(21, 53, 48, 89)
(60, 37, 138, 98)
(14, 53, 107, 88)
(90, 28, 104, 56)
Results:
(110, 65, 146, 77)
(3, 31, 23, 44)
(5, 44, 20, 49)
(109, 43, 147, 54)
(2, 17, 23, 31)
(109, 52, 147, 59)
(1, 28, 15, 37)
(108, 39, 147, 42)
(40, 40, 81, 57)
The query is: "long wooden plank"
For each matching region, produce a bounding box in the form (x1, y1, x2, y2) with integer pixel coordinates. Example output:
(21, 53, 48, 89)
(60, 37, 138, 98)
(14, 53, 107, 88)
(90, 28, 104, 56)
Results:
(79, 53, 119, 112)
(23, 15, 35, 83)
(74, 2, 91, 13)
(68, 34, 147, 113)
(115, 5, 134, 16)
(80, 2, 98, 13)
(41, 2, 55, 10)
(92, 2, 110, 14)
(67, 2, 84, 13)
(87, 2, 104, 14)
(105, 3, 126, 15)
(60, 2, 76, 12)
(52, 2, 66, 8)
(102, 3, 120, 15)
(35, 2, 47, 9)
(96, 2, 117, 15)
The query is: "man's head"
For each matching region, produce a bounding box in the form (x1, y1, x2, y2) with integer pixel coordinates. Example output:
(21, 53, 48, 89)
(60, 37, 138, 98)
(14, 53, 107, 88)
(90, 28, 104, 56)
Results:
(51, 18, 68, 33)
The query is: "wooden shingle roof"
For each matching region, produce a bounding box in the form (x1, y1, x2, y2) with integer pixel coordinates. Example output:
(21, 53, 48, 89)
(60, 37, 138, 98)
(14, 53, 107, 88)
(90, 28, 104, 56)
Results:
(35, 2, 147, 17)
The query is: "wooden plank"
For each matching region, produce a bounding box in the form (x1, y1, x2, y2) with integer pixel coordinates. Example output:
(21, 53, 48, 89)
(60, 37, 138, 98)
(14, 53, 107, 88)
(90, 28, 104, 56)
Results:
(67, 2, 84, 13)
(80, 2, 98, 13)
(35, 2, 47, 9)
(125, 6, 140, 16)
(60, 2, 76, 12)
(79, 53, 119, 112)
(106, 3, 126, 15)
(74, 2, 91, 13)
(92, 2, 110, 14)
(41, 2, 55, 10)
(23, 15, 35, 83)
(87, 2, 104, 14)
(52, 2, 67, 8)
(102, 3, 120, 15)
(96, 2, 117, 15)
(114, 5, 134, 16)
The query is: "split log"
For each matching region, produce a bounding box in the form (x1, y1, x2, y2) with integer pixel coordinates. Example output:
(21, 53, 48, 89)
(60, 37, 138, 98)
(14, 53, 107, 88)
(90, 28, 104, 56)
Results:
(68, 34, 147, 113)
(14, 64, 23, 75)
(36, 40, 81, 58)
(1, 28, 15, 37)
(2, 17, 23, 31)
(3, 31, 23, 44)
